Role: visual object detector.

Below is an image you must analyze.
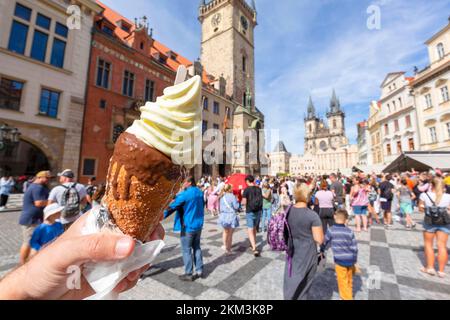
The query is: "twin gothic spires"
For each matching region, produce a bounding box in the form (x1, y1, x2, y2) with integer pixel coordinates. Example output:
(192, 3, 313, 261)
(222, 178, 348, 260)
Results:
(306, 89, 343, 120)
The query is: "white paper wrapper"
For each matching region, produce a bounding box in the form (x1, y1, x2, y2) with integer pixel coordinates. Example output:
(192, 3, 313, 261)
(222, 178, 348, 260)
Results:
(81, 205, 165, 300)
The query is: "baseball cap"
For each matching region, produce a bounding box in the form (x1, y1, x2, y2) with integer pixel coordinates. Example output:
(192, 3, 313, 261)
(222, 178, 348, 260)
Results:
(36, 170, 52, 178)
(58, 169, 75, 179)
(43, 203, 64, 220)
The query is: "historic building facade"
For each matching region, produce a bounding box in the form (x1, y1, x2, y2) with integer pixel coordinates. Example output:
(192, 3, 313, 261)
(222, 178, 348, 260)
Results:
(374, 72, 419, 165)
(79, 3, 179, 183)
(199, 0, 266, 176)
(268, 92, 358, 176)
(268, 141, 291, 176)
(0, 0, 101, 177)
(79, 0, 265, 183)
(412, 20, 450, 152)
(301, 92, 358, 175)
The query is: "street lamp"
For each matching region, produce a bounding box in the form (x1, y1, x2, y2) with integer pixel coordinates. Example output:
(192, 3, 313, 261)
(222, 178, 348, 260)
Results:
(0, 124, 21, 151)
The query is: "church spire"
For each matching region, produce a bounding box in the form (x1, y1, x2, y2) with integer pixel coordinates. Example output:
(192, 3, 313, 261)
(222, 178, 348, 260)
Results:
(251, 0, 257, 11)
(306, 96, 316, 120)
(329, 89, 340, 114)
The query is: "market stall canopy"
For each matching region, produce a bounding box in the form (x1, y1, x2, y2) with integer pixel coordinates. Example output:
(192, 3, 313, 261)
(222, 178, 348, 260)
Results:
(383, 151, 450, 173)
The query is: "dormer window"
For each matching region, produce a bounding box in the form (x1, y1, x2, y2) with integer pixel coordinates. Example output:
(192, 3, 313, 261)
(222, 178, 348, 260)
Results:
(116, 19, 132, 33)
(166, 50, 177, 60)
(437, 43, 445, 60)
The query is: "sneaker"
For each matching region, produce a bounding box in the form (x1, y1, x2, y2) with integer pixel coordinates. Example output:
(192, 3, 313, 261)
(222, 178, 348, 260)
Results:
(0, 207, 5, 211)
(179, 274, 195, 282)
(193, 273, 204, 280)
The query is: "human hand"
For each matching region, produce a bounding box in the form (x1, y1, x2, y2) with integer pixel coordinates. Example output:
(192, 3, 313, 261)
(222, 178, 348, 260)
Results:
(0, 212, 165, 300)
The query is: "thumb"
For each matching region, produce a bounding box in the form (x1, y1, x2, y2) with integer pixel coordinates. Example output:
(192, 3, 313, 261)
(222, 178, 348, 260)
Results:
(52, 233, 135, 268)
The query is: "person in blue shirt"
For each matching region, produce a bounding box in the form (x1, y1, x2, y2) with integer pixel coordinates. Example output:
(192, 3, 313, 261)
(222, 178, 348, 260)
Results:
(18, 171, 51, 265)
(29, 203, 65, 258)
(164, 176, 205, 282)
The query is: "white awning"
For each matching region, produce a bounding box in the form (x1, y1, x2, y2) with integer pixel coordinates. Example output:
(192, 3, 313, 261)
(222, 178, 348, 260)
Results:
(383, 152, 450, 173)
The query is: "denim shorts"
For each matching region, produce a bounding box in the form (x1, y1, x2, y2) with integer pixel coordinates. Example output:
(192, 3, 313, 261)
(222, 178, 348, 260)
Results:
(246, 211, 261, 229)
(423, 224, 450, 234)
(352, 206, 368, 215)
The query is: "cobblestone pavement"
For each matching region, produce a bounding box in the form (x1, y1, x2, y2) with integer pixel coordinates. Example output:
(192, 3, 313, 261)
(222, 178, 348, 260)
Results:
(1, 210, 449, 300)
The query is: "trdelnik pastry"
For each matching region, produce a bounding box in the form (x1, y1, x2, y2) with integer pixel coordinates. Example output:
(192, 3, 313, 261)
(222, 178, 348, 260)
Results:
(105, 74, 202, 241)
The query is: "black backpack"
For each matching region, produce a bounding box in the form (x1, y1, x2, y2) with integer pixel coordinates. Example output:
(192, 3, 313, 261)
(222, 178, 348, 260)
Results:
(61, 183, 81, 221)
(248, 187, 263, 212)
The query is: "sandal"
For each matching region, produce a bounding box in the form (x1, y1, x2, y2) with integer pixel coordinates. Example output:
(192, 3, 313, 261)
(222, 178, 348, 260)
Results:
(253, 249, 260, 257)
(420, 267, 436, 276)
(437, 272, 446, 278)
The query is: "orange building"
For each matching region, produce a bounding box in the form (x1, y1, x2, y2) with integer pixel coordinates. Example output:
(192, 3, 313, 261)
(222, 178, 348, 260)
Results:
(79, 1, 194, 183)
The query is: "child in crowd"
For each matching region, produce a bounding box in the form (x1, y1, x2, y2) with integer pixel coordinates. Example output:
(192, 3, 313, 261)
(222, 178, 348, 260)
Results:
(320, 209, 359, 300)
(29, 203, 65, 257)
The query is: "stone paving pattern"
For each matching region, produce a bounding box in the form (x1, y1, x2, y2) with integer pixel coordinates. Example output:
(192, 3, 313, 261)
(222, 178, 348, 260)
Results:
(1, 210, 449, 300)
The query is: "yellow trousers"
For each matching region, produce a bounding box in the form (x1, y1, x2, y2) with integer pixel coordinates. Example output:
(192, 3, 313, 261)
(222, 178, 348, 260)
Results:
(335, 264, 355, 300)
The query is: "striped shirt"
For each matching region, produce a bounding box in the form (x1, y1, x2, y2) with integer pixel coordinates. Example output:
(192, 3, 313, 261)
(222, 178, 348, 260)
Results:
(321, 224, 358, 267)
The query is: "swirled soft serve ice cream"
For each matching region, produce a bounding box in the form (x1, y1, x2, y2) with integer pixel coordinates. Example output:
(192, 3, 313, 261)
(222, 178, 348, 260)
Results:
(104, 75, 202, 241)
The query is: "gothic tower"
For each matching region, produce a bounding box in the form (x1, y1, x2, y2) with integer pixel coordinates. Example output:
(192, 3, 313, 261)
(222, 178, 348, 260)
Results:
(326, 89, 346, 148)
(199, 0, 257, 107)
(304, 96, 319, 154)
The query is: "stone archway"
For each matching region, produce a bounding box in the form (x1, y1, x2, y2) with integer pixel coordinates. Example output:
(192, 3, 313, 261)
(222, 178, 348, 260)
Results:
(0, 139, 51, 176)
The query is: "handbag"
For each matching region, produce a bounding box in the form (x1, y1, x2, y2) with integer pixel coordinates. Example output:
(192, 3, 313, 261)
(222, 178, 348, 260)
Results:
(424, 193, 450, 226)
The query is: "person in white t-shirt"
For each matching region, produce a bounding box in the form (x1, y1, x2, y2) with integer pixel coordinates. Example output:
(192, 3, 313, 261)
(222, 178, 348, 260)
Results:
(419, 178, 450, 278)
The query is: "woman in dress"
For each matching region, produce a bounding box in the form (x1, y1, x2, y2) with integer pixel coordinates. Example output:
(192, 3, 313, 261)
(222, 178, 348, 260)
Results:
(218, 184, 240, 255)
(284, 183, 324, 300)
(207, 181, 219, 216)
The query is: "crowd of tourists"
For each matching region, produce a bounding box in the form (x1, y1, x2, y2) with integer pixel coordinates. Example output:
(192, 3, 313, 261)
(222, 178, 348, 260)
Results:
(0, 168, 449, 300)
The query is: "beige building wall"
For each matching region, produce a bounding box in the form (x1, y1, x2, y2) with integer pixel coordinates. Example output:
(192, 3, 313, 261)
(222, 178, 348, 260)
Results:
(268, 151, 291, 176)
(378, 73, 420, 165)
(413, 21, 450, 152)
(368, 101, 384, 166)
(0, 0, 101, 176)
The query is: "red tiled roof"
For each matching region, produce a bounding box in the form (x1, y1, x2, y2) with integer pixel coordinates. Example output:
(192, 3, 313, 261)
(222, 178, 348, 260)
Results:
(96, 0, 215, 85)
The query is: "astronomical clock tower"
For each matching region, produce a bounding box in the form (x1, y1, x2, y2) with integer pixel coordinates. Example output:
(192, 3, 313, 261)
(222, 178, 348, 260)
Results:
(199, 0, 266, 175)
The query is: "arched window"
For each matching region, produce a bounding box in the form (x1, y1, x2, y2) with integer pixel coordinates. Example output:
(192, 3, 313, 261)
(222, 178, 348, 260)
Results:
(333, 119, 337, 129)
(309, 124, 312, 132)
(242, 55, 247, 72)
(437, 43, 445, 59)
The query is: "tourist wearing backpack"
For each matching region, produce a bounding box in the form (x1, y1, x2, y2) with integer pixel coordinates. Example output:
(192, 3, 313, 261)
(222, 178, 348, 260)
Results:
(242, 175, 263, 257)
(379, 174, 395, 228)
(48, 169, 87, 230)
(282, 183, 323, 300)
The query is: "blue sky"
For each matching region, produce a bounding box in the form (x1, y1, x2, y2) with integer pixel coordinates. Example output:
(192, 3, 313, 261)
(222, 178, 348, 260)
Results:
(101, 0, 450, 155)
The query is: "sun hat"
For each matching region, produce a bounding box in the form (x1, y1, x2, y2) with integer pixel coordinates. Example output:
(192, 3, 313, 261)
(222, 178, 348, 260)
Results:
(43, 203, 64, 220)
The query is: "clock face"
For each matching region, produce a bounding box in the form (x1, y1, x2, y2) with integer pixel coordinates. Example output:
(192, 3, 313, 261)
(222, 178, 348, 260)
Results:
(241, 15, 248, 30)
(320, 141, 328, 152)
(211, 13, 222, 27)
